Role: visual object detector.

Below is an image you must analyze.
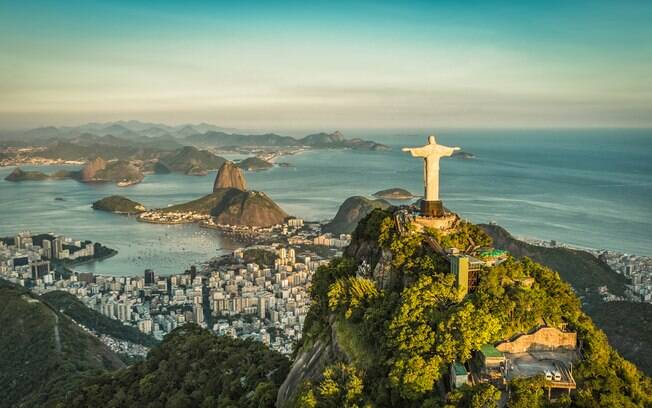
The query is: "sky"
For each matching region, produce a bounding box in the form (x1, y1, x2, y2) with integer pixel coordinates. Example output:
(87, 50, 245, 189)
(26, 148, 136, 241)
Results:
(0, 0, 651, 130)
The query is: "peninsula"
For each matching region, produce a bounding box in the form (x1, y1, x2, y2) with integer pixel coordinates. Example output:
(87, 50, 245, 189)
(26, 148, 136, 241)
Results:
(138, 164, 289, 227)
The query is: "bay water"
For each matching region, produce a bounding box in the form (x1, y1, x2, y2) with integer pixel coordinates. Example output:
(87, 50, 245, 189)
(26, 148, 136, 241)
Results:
(1, 129, 650, 276)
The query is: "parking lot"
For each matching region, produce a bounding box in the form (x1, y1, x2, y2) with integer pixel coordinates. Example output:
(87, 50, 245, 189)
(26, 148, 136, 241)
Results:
(504, 350, 578, 385)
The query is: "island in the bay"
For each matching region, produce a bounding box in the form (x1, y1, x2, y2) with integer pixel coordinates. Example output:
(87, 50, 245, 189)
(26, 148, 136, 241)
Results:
(4, 157, 144, 186)
(372, 187, 416, 200)
(92, 195, 146, 214)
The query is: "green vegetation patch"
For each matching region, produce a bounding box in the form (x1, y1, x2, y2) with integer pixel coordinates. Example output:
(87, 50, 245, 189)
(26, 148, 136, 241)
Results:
(0, 280, 123, 408)
(66, 324, 290, 408)
(290, 210, 652, 407)
(92, 195, 146, 214)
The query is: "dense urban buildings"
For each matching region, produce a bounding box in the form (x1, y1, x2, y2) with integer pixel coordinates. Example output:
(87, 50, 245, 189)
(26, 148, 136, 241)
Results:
(0, 221, 349, 356)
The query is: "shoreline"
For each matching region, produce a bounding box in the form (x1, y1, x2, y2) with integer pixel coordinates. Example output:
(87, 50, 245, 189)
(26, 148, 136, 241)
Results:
(0, 160, 85, 167)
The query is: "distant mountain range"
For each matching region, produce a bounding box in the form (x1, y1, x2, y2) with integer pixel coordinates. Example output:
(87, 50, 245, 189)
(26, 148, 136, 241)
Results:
(10, 120, 238, 142)
(186, 130, 389, 150)
(1, 121, 390, 151)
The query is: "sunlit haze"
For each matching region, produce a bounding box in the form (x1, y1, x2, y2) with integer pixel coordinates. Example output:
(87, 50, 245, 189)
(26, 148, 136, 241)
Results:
(1, 0, 651, 129)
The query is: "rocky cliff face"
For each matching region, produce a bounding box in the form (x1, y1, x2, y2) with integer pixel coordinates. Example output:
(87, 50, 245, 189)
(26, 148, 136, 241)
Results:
(80, 157, 107, 181)
(95, 160, 143, 184)
(213, 161, 247, 191)
(276, 319, 348, 407)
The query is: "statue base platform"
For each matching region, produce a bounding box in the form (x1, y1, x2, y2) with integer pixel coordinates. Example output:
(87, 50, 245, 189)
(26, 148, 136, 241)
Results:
(421, 200, 445, 217)
(413, 213, 458, 234)
(412, 200, 459, 233)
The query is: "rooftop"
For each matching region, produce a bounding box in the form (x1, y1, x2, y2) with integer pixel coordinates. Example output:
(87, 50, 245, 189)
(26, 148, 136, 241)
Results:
(453, 361, 467, 376)
(480, 344, 504, 359)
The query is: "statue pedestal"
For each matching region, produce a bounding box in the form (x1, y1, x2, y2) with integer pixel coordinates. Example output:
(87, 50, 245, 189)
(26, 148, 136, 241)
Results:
(421, 200, 445, 217)
(414, 213, 459, 233)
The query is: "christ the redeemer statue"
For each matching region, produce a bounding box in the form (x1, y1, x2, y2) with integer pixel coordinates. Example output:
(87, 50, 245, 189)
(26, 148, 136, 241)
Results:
(403, 135, 460, 217)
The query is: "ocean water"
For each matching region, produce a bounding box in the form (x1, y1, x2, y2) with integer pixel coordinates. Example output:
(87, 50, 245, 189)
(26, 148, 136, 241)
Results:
(0, 129, 650, 276)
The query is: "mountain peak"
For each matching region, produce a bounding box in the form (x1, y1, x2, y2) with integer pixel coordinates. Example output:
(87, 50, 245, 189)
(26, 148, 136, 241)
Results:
(213, 161, 247, 191)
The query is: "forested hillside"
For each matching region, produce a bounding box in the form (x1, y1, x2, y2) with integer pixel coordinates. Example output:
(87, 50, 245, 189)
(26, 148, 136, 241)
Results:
(281, 209, 652, 407)
(65, 324, 290, 408)
(481, 224, 652, 375)
(0, 280, 124, 408)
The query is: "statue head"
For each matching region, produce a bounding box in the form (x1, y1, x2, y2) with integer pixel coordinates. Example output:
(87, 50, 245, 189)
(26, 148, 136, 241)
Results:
(428, 135, 437, 144)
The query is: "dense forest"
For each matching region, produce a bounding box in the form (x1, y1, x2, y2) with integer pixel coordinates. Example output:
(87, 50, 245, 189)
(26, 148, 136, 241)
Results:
(290, 209, 652, 407)
(0, 280, 124, 408)
(65, 324, 290, 408)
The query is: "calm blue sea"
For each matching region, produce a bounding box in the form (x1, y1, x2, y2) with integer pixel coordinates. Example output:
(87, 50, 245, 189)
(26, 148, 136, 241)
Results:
(1, 129, 650, 275)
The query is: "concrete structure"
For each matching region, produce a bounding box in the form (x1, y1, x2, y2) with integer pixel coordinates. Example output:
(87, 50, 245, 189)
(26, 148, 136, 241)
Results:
(450, 254, 484, 298)
(402, 135, 460, 217)
(450, 362, 470, 389)
(479, 344, 506, 370)
(496, 327, 577, 354)
(493, 328, 579, 398)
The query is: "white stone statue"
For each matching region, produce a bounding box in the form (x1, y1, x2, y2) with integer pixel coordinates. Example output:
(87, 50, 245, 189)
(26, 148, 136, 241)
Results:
(402, 135, 460, 202)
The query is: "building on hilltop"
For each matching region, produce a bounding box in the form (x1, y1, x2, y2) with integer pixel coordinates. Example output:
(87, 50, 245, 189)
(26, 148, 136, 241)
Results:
(450, 254, 485, 298)
(450, 361, 470, 389)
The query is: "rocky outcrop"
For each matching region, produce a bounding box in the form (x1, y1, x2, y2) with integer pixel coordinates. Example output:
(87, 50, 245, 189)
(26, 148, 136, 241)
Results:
(92, 195, 146, 214)
(323, 196, 391, 235)
(95, 161, 144, 185)
(158, 188, 288, 227)
(80, 157, 107, 181)
(237, 157, 273, 171)
(276, 319, 348, 408)
(211, 190, 287, 227)
(213, 161, 246, 191)
(79, 158, 143, 185)
(4, 167, 49, 181)
(159, 146, 225, 174)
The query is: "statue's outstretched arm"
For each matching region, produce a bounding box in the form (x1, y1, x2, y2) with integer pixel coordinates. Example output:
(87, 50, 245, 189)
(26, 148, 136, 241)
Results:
(402, 147, 428, 157)
(441, 146, 461, 157)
